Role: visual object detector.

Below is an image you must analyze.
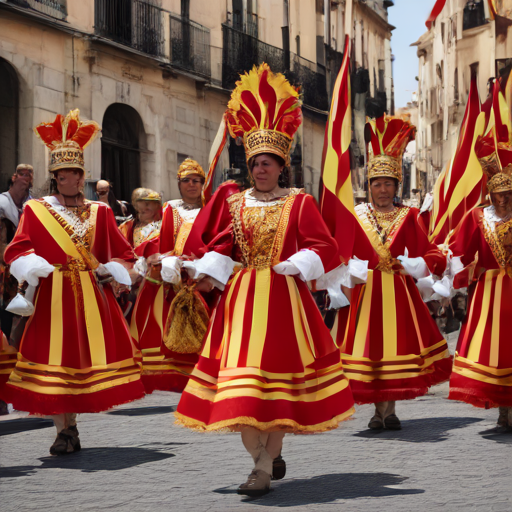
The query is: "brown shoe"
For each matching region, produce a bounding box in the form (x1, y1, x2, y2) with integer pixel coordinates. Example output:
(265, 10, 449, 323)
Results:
(0, 400, 8, 416)
(498, 407, 508, 427)
(368, 415, 384, 430)
(384, 414, 402, 430)
(237, 470, 271, 497)
(49, 426, 81, 456)
(272, 454, 286, 481)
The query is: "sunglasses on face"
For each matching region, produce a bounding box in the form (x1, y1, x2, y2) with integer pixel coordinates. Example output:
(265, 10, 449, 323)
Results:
(179, 178, 203, 185)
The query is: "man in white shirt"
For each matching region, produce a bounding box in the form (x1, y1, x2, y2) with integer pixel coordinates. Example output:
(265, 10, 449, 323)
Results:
(0, 164, 34, 228)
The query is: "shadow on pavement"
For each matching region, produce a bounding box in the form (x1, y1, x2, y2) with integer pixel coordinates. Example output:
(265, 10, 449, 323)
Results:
(214, 473, 423, 505)
(107, 406, 176, 416)
(0, 447, 175, 477)
(479, 427, 512, 444)
(0, 417, 53, 437)
(353, 416, 483, 443)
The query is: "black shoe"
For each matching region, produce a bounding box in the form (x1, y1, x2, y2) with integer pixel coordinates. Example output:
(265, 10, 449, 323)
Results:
(272, 454, 286, 480)
(49, 426, 81, 456)
(384, 414, 402, 430)
(368, 415, 384, 430)
(0, 400, 8, 416)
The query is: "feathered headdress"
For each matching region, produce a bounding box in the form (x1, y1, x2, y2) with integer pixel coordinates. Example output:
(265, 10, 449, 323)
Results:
(475, 80, 512, 194)
(34, 109, 101, 173)
(225, 63, 302, 165)
(366, 115, 416, 183)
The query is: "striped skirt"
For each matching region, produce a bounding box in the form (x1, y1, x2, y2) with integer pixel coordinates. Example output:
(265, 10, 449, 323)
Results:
(449, 269, 512, 408)
(175, 268, 355, 433)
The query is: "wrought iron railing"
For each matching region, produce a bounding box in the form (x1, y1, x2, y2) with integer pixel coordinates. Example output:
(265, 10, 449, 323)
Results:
(7, 0, 67, 20)
(169, 14, 211, 77)
(94, 0, 165, 57)
(222, 24, 329, 111)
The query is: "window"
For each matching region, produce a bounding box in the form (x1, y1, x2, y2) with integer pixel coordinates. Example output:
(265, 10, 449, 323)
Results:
(296, 35, 301, 57)
(454, 68, 459, 102)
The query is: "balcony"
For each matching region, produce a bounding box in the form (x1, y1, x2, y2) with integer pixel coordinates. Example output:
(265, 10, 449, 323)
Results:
(169, 14, 211, 78)
(463, 0, 487, 31)
(94, 0, 165, 57)
(7, 0, 67, 20)
(221, 24, 329, 111)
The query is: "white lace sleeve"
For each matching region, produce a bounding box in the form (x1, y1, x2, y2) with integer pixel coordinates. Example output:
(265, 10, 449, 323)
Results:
(286, 249, 325, 282)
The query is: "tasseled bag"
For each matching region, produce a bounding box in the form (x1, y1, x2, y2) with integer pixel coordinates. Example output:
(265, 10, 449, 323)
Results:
(163, 285, 210, 354)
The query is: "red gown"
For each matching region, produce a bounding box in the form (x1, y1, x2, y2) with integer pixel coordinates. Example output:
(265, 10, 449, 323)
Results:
(2, 198, 145, 415)
(130, 200, 204, 393)
(175, 188, 355, 433)
(449, 206, 512, 408)
(332, 204, 452, 403)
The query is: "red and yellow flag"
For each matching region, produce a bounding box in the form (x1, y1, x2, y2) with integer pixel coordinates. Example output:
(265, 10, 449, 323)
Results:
(319, 36, 373, 262)
(428, 76, 485, 244)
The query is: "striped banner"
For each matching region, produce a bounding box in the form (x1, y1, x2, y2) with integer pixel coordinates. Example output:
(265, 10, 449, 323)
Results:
(203, 115, 228, 204)
(428, 76, 485, 245)
(319, 35, 373, 262)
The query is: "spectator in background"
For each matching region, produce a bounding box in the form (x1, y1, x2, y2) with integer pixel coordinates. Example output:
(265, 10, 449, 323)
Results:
(0, 164, 34, 227)
(95, 179, 132, 223)
(0, 164, 34, 415)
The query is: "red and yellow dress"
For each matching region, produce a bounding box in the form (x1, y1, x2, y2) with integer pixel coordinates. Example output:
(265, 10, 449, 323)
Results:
(175, 187, 355, 433)
(130, 200, 202, 393)
(333, 203, 452, 403)
(2, 197, 145, 415)
(449, 206, 512, 408)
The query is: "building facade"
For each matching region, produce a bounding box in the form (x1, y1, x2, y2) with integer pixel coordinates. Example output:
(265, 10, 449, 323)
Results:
(414, 0, 512, 194)
(0, 0, 394, 202)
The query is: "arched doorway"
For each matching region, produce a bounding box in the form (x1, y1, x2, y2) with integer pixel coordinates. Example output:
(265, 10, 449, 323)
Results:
(101, 104, 144, 202)
(0, 59, 19, 191)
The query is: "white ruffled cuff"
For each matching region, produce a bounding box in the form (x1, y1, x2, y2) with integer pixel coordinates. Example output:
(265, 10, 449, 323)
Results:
(450, 256, 464, 277)
(161, 256, 183, 285)
(182, 252, 235, 290)
(338, 258, 368, 288)
(134, 257, 147, 277)
(316, 265, 350, 309)
(286, 249, 325, 282)
(416, 275, 453, 302)
(398, 256, 429, 280)
(10, 253, 55, 286)
(97, 262, 132, 287)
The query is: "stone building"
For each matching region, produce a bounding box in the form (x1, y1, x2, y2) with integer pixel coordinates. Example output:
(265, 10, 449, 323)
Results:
(0, 0, 395, 202)
(413, 0, 512, 194)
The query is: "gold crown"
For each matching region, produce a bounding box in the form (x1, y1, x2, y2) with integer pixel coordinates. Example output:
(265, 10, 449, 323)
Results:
(178, 158, 205, 179)
(137, 190, 162, 202)
(245, 129, 292, 164)
(478, 151, 512, 193)
(49, 141, 85, 173)
(487, 172, 512, 193)
(367, 154, 402, 182)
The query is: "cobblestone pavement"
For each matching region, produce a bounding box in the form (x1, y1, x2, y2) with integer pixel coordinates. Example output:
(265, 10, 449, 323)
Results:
(1, 333, 511, 512)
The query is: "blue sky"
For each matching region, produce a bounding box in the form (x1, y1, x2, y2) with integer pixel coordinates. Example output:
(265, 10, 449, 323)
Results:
(388, 0, 436, 108)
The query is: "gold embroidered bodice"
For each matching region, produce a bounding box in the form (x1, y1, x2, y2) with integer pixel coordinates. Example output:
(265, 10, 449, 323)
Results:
(355, 203, 410, 273)
(228, 189, 301, 269)
(482, 207, 512, 269)
(133, 220, 162, 249)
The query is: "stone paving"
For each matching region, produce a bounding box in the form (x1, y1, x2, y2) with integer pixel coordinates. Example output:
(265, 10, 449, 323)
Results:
(0, 333, 511, 512)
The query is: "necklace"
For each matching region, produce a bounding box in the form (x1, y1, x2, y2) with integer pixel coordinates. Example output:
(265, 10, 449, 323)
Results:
(249, 187, 289, 203)
(367, 205, 401, 243)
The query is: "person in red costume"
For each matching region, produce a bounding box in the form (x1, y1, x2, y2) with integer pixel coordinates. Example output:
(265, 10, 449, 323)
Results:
(448, 84, 512, 430)
(130, 159, 208, 394)
(173, 64, 355, 497)
(331, 115, 452, 431)
(2, 110, 144, 455)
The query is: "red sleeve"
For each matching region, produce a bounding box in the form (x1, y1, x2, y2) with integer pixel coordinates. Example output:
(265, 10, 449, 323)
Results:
(404, 209, 446, 276)
(159, 203, 176, 254)
(183, 181, 240, 258)
(4, 208, 34, 264)
(136, 237, 160, 258)
(448, 209, 480, 267)
(93, 205, 136, 263)
(295, 195, 340, 273)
